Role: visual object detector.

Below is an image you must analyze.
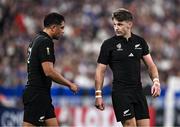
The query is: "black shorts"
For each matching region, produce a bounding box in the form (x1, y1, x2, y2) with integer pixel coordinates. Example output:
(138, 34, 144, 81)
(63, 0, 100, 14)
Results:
(22, 87, 56, 126)
(112, 87, 149, 122)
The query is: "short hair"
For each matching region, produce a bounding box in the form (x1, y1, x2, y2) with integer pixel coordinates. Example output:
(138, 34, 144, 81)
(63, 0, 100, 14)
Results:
(112, 8, 133, 21)
(44, 12, 65, 27)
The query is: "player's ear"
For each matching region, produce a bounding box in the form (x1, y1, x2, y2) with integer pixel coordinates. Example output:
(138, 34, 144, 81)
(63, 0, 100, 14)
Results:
(130, 21, 133, 27)
(50, 25, 56, 32)
(127, 21, 133, 29)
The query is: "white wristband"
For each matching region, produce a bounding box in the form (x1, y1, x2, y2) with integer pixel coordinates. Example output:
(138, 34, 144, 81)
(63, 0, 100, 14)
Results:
(95, 95, 102, 98)
(95, 90, 102, 93)
(154, 81, 160, 86)
(153, 78, 159, 82)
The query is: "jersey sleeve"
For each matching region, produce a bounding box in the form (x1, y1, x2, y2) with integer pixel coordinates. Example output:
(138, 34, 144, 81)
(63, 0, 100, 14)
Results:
(38, 39, 54, 63)
(97, 41, 110, 65)
(142, 39, 150, 56)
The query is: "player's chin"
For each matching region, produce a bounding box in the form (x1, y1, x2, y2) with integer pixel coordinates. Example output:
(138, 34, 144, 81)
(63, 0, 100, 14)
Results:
(115, 32, 123, 36)
(53, 36, 60, 40)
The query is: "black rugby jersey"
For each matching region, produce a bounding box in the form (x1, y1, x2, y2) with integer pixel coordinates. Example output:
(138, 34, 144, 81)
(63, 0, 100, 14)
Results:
(27, 31, 55, 90)
(98, 33, 149, 88)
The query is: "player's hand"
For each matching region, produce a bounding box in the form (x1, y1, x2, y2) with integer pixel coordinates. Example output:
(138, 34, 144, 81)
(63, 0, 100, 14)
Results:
(95, 97, 105, 111)
(69, 83, 78, 94)
(151, 81, 161, 98)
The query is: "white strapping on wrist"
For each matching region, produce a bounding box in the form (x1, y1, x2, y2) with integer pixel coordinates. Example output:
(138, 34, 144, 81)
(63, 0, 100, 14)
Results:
(154, 81, 160, 86)
(95, 90, 102, 93)
(153, 78, 159, 82)
(95, 95, 102, 98)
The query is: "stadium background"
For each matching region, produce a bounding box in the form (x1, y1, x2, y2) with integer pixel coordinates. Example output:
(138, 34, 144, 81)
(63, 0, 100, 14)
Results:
(0, 0, 179, 126)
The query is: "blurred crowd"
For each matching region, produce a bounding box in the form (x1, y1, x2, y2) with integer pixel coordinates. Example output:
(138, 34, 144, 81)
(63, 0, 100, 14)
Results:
(0, 0, 179, 89)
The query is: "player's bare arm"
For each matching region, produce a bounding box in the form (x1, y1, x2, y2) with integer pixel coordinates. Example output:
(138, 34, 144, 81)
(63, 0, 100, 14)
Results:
(41, 61, 78, 93)
(143, 54, 161, 97)
(95, 63, 107, 110)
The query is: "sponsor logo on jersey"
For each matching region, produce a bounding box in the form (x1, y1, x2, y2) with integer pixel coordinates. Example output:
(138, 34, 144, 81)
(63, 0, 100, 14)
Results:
(128, 53, 134, 57)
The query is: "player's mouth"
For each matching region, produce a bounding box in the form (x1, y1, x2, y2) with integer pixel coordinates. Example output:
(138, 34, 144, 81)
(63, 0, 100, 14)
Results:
(115, 31, 123, 35)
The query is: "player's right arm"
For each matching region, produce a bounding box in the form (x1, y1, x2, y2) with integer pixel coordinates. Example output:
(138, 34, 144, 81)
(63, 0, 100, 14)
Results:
(42, 62, 78, 93)
(95, 63, 107, 111)
(36, 38, 78, 93)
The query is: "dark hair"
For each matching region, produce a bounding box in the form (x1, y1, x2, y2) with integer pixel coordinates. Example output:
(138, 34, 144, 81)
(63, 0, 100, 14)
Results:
(44, 12, 65, 27)
(112, 8, 133, 21)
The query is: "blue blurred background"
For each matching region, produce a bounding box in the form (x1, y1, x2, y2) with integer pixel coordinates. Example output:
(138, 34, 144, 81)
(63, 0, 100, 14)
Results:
(0, 0, 179, 126)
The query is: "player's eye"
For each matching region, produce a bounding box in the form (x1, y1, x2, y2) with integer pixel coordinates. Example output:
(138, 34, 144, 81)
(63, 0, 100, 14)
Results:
(117, 23, 122, 26)
(60, 26, 64, 29)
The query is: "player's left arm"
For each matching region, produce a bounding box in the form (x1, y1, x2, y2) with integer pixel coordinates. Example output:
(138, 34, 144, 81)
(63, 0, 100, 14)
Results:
(143, 54, 161, 97)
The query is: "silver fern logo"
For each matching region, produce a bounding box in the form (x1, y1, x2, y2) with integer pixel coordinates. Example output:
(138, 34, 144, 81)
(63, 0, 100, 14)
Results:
(135, 44, 142, 49)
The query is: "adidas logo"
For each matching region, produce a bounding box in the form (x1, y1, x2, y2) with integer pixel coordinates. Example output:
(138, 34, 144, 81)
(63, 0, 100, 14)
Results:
(128, 53, 134, 57)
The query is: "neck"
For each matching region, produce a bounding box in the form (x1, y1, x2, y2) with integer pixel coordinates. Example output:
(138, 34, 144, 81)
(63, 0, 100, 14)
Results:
(43, 28, 53, 38)
(124, 31, 131, 41)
